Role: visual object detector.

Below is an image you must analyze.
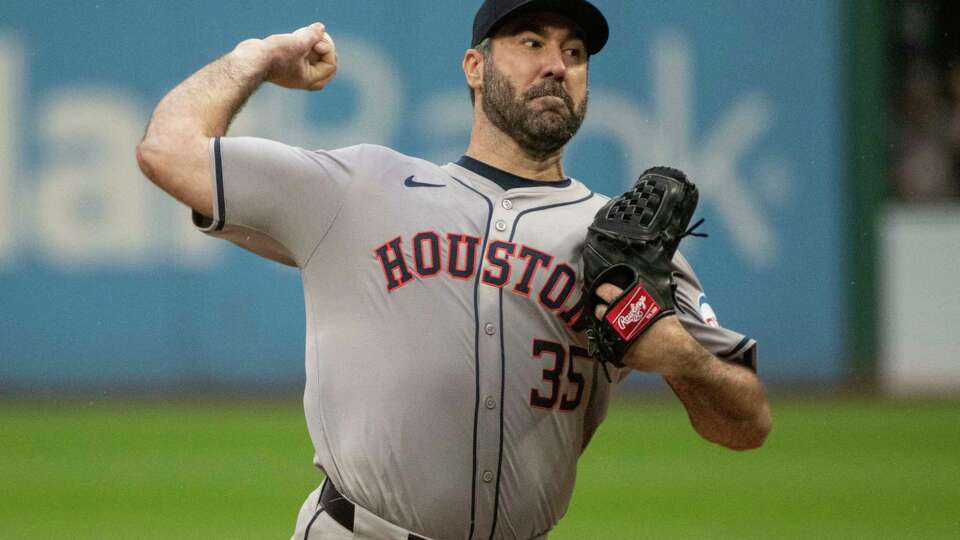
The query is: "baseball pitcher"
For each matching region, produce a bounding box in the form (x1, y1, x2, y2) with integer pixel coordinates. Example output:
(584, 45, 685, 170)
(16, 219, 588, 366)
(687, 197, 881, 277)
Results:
(136, 1, 771, 538)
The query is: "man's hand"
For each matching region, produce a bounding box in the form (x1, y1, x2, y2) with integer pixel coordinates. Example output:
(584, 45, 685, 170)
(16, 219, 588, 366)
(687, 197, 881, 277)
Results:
(592, 283, 698, 376)
(234, 22, 338, 91)
(594, 282, 772, 450)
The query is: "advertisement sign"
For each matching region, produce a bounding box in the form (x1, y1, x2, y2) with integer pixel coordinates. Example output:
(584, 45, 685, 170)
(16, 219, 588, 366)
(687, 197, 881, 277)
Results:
(0, 1, 842, 389)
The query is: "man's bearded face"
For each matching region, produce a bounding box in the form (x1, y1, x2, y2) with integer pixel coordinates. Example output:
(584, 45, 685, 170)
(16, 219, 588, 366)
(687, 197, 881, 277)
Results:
(481, 56, 588, 159)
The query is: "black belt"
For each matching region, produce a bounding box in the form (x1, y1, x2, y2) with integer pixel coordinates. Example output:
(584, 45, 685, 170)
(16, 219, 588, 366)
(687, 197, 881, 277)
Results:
(320, 480, 427, 540)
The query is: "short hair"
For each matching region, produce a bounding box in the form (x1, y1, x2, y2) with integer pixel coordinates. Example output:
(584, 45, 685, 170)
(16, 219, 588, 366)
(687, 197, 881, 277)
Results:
(469, 38, 492, 106)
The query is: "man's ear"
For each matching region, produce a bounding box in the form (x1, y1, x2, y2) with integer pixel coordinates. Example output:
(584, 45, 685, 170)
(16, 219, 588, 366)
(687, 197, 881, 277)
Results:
(463, 48, 484, 93)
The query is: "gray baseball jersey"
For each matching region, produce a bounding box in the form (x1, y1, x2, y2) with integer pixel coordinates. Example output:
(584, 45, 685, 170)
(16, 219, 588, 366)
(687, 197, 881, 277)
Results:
(194, 137, 756, 540)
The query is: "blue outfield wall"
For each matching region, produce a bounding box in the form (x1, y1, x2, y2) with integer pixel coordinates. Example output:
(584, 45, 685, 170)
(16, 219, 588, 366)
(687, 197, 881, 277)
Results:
(0, 1, 843, 390)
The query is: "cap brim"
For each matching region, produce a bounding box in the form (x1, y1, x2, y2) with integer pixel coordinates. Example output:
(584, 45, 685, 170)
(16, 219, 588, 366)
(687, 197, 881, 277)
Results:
(488, 0, 609, 55)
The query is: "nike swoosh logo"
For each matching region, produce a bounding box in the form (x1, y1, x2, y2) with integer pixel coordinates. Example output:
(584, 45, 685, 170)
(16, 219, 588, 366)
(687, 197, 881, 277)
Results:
(404, 176, 445, 188)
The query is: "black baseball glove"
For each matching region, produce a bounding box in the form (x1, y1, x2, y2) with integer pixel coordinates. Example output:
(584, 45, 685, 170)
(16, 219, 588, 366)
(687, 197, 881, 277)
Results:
(581, 167, 704, 367)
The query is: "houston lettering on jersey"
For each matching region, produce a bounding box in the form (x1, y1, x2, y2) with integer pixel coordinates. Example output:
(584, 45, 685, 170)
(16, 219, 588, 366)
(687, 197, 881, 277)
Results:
(374, 232, 586, 329)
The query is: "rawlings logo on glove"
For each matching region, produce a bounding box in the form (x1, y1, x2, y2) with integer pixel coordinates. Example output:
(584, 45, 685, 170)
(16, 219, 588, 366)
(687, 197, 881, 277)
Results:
(607, 285, 660, 340)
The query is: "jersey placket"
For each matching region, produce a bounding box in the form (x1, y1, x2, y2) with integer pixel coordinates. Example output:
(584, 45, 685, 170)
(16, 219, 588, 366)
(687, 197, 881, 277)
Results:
(470, 191, 515, 540)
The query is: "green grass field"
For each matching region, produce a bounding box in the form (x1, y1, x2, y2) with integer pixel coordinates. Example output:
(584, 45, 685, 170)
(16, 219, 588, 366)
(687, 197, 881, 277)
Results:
(2, 396, 958, 539)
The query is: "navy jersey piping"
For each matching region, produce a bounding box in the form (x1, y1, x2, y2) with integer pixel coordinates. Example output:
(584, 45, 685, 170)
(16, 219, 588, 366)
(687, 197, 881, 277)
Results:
(213, 137, 226, 231)
(449, 175, 493, 540)
(456, 155, 572, 191)
(719, 336, 751, 359)
(303, 509, 325, 540)
(582, 360, 601, 452)
(487, 190, 596, 539)
(720, 337, 757, 371)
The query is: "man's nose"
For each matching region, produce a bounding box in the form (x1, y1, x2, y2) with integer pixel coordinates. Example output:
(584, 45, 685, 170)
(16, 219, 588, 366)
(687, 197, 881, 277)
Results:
(539, 46, 567, 81)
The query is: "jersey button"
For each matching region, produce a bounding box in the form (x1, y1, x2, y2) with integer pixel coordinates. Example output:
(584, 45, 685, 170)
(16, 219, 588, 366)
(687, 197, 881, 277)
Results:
(501, 199, 513, 210)
(485, 396, 496, 409)
(482, 470, 494, 483)
(494, 220, 507, 232)
(484, 323, 496, 335)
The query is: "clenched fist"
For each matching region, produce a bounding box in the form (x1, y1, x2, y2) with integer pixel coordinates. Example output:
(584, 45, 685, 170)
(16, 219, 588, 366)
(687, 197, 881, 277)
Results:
(233, 22, 338, 91)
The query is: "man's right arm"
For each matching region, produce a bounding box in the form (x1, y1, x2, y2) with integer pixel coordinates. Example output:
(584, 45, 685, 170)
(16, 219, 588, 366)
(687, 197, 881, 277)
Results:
(136, 22, 337, 216)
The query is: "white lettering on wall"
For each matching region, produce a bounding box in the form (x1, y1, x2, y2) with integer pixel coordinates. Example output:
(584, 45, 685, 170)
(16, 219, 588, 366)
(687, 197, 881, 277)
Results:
(417, 92, 473, 165)
(34, 88, 150, 266)
(0, 33, 21, 266)
(605, 32, 785, 268)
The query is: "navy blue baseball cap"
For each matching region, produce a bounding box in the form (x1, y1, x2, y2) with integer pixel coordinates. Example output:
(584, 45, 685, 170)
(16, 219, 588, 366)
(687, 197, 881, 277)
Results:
(472, 0, 609, 55)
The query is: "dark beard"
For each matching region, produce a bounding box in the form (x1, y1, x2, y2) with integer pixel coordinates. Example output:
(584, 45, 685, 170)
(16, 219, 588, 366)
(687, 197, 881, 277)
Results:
(481, 60, 587, 160)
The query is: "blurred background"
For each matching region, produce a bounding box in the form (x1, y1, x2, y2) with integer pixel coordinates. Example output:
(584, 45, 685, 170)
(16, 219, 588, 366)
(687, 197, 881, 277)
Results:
(1, 1, 957, 538)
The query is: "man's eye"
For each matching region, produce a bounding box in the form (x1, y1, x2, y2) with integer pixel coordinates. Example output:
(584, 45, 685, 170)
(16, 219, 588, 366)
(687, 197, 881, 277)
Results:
(523, 39, 543, 48)
(564, 48, 583, 58)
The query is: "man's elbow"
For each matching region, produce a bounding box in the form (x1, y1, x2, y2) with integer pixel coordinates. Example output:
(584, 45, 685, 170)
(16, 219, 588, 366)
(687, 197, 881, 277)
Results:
(136, 131, 175, 185)
(721, 409, 772, 451)
(134, 123, 213, 214)
(136, 138, 158, 182)
(727, 417, 772, 451)
(700, 408, 772, 451)
(136, 123, 196, 181)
